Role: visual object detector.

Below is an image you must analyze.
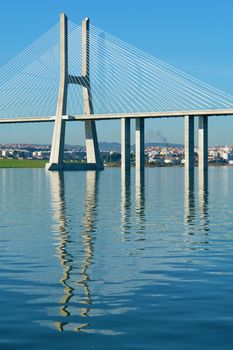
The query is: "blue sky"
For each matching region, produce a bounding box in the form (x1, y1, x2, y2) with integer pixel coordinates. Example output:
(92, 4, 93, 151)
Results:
(0, 0, 233, 146)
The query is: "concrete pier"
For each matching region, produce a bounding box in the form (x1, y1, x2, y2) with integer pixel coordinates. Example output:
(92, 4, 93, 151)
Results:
(82, 18, 103, 170)
(135, 118, 145, 172)
(184, 115, 194, 172)
(85, 120, 103, 169)
(46, 14, 68, 171)
(121, 118, 131, 172)
(198, 116, 208, 172)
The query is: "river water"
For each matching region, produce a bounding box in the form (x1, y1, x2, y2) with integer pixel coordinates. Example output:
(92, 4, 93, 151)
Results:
(0, 167, 233, 349)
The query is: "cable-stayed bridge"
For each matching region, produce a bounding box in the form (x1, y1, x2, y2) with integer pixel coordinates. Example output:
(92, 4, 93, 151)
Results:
(1, 13, 233, 172)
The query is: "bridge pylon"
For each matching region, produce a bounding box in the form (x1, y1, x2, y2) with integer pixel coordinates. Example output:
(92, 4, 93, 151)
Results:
(46, 13, 103, 171)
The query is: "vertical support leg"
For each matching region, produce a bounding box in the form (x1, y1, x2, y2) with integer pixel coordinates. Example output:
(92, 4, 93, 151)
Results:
(46, 13, 68, 171)
(85, 120, 102, 169)
(121, 118, 131, 172)
(198, 116, 208, 172)
(48, 119, 66, 170)
(82, 18, 103, 170)
(135, 118, 145, 172)
(184, 115, 194, 173)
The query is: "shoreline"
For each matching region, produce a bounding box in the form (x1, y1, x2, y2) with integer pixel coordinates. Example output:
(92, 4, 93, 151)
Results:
(0, 159, 232, 169)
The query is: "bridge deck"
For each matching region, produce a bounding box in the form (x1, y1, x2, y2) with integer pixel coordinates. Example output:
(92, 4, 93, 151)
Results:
(0, 109, 233, 123)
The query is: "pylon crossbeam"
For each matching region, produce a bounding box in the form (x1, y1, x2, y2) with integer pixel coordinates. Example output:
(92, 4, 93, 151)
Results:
(68, 75, 83, 85)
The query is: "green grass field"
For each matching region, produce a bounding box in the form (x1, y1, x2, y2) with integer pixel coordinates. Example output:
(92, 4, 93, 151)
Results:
(0, 159, 47, 168)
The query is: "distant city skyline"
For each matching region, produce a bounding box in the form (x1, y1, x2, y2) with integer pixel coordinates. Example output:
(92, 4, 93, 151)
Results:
(0, 0, 233, 145)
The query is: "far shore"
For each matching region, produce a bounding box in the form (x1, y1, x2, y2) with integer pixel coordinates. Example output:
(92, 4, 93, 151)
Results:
(0, 159, 233, 169)
(0, 159, 47, 168)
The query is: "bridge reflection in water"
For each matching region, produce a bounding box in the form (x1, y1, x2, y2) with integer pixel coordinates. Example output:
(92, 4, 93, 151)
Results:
(121, 171, 131, 239)
(198, 170, 209, 236)
(48, 167, 211, 332)
(48, 171, 99, 332)
(48, 169, 147, 331)
(184, 169, 209, 243)
(135, 171, 145, 239)
(121, 170, 146, 240)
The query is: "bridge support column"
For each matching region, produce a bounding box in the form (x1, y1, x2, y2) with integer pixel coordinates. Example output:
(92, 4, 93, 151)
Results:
(121, 118, 131, 172)
(198, 116, 208, 176)
(46, 13, 68, 171)
(85, 121, 103, 169)
(82, 18, 103, 170)
(135, 118, 144, 172)
(184, 115, 194, 173)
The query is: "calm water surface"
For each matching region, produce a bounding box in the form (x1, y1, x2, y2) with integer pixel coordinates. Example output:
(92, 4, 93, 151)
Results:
(0, 167, 233, 349)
